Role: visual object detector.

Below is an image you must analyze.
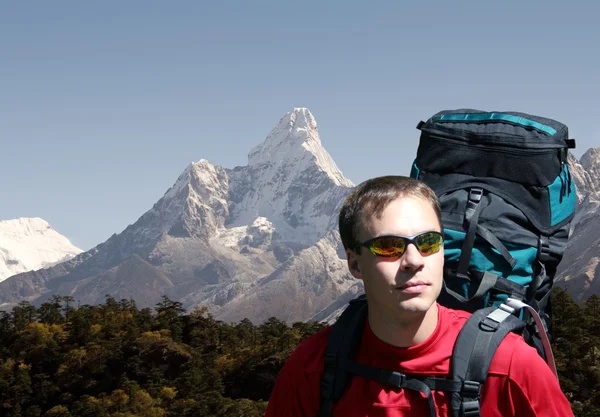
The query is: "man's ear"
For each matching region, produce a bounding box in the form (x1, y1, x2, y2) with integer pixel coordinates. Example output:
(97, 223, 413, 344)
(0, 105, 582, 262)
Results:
(346, 249, 362, 280)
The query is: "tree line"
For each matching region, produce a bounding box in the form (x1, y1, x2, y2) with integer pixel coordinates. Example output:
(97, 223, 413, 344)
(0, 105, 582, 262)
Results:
(0, 288, 596, 416)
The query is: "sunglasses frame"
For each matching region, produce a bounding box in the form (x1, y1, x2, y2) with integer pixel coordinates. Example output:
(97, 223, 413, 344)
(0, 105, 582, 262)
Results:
(354, 231, 444, 258)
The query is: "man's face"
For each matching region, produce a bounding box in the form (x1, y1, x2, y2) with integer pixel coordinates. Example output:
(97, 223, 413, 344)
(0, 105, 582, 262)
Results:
(347, 196, 444, 318)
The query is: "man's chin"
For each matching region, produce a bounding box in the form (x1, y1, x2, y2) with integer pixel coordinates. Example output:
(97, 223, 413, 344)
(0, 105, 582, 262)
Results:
(396, 299, 435, 315)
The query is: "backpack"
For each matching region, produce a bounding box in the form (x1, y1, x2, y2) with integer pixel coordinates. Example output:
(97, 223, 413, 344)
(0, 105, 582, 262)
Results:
(410, 109, 576, 359)
(319, 110, 576, 417)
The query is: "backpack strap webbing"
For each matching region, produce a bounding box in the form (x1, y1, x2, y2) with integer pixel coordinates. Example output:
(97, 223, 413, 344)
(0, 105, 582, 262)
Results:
(457, 187, 485, 278)
(319, 294, 368, 417)
(442, 271, 499, 304)
(336, 359, 440, 417)
(457, 188, 516, 280)
(440, 270, 527, 307)
(449, 305, 526, 417)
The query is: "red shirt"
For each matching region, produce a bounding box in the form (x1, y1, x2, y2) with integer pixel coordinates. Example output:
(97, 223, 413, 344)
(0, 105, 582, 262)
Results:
(265, 304, 574, 417)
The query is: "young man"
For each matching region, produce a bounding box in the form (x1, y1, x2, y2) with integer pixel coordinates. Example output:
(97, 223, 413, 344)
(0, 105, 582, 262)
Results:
(265, 175, 574, 417)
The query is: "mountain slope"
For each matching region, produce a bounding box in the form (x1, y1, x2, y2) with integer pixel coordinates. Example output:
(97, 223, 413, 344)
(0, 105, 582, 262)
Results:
(210, 229, 355, 324)
(555, 149, 600, 302)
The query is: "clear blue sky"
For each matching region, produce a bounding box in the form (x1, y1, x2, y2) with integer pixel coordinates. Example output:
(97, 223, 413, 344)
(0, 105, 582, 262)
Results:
(2, 1, 599, 251)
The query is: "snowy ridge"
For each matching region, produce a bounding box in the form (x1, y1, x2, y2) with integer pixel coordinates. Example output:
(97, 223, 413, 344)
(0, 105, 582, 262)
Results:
(0, 217, 82, 282)
(134, 159, 230, 242)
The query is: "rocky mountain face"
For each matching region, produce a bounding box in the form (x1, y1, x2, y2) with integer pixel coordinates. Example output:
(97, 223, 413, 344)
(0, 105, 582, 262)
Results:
(554, 149, 600, 302)
(0, 218, 82, 282)
(0, 109, 357, 324)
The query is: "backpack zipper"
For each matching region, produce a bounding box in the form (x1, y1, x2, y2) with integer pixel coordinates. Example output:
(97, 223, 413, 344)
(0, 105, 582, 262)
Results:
(422, 125, 568, 150)
(426, 134, 560, 156)
(431, 112, 558, 136)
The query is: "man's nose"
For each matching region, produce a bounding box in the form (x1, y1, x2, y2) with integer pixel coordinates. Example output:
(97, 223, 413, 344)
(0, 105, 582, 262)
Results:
(399, 243, 425, 271)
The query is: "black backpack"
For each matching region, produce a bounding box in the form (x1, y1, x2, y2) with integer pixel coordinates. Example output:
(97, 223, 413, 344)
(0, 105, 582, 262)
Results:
(410, 109, 576, 359)
(319, 110, 576, 417)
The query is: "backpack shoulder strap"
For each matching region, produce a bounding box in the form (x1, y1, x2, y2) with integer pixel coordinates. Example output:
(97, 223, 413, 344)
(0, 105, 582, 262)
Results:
(319, 294, 368, 417)
(449, 305, 526, 417)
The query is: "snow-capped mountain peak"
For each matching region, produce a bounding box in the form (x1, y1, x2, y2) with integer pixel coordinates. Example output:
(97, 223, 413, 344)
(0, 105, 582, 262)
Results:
(118, 108, 353, 249)
(227, 108, 354, 245)
(247, 108, 351, 188)
(0, 217, 52, 237)
(248, 108, 319, 164)
(0, 217, 82, 281)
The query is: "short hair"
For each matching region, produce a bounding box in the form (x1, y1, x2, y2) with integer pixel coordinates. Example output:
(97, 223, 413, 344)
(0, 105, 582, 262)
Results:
(338, 175, 442, 252)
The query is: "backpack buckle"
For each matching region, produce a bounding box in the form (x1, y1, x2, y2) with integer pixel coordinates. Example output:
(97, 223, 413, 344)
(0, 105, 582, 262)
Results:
(461, 381, 482, 417)
(464, 187, 484, 229)
(538, 236, 551, 263)
(387, 371, 407, 389)
(468, 188, 483, 203)
(461, 380, 481, 396)
(481, 304, 514, 330)
(461, 400, 481, 417)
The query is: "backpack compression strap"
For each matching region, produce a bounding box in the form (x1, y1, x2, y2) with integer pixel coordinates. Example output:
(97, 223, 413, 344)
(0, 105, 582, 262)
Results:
(449, 305, 526, 417)
(336, 359, 441, 417)
(457, 188, 516, 281)
(335, 357, 516, 417)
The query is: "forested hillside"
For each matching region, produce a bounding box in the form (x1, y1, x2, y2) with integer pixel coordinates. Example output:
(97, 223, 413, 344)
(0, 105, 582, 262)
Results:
(0, 288, 596, 417)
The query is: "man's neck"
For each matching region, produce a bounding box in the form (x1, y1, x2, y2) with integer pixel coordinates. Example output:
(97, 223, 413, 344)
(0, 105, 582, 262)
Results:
(367, 303, 439, 348)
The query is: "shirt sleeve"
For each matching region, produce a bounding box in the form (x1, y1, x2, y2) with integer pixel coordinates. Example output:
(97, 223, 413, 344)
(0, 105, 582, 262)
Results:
(504, 338, 575, 417)
(264, 347, 319, 417)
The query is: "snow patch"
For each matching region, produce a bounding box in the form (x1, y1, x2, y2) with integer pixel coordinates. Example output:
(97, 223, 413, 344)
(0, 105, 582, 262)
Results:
(213, 225, 249, 248)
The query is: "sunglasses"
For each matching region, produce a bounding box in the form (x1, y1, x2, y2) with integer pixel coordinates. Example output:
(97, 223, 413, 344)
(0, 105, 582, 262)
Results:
(355, 231, 444, 258)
